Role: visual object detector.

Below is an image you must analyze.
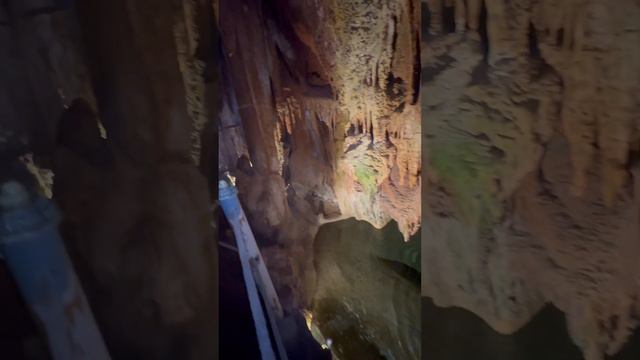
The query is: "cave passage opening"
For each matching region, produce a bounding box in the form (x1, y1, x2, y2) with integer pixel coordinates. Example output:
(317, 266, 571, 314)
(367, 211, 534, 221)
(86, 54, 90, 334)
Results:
(310, 218, 421, 359)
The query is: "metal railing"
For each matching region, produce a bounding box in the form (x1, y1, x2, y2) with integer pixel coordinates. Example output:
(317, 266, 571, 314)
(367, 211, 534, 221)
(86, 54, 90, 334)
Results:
(219, 178, 288, 360)
(0, 180, 111, 360)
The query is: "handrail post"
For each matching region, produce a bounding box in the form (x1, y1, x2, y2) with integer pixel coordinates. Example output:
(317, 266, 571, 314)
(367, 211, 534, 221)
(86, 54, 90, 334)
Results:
(219, 179, 277, 360)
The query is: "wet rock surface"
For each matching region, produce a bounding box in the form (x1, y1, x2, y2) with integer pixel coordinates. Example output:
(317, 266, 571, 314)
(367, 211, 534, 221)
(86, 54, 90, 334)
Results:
(311, 219, 420, 360)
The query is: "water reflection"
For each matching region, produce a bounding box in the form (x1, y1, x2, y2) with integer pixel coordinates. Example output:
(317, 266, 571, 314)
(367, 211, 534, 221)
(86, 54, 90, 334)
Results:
(310, 219, 421, 359)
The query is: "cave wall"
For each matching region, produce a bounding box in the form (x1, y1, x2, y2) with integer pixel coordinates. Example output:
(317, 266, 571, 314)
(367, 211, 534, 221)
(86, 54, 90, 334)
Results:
(0, 4, 94, 162)
(218, 0, 421, 310)
(0, 1, 221, 359)
(422, 0, 640, 359)
(1, 1, 220, 358)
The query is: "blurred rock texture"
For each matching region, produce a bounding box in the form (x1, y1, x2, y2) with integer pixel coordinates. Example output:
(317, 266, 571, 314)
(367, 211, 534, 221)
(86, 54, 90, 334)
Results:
(422, 0, 640, 359)
(1, 1, 219, 358)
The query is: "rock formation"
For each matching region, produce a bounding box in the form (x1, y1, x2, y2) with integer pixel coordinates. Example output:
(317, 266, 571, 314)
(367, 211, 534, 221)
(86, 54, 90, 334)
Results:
(218, 0, 421, 358)
(1, 1, 219, 358)
(218, 0, 421, 305)
(422, 0, 640, 359)
(310, 220, 421, 359)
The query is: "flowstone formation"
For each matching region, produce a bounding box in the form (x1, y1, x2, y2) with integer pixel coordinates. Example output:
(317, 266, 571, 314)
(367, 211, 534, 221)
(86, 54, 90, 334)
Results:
(422, 1, 640, 359)
(307, 0, 422, 240)
(219, 0, 421, 309)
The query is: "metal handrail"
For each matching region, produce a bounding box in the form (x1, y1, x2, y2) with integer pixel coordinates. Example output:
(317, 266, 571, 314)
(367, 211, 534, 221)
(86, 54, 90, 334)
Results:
(219, 178, 288, 360)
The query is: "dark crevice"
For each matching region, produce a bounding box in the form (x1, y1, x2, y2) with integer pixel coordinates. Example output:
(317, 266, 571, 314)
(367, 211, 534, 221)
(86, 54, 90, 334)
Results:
(374, 60, 380, 90)
(411, 30, 420, 105)
(391, 16, 398, 54)
(346, 123, 356, 137)
(555, 29, 565, 47)
(275, 44, 299, 84)
(528, 23, 541, 58)
(479, 2, 490, 61)
(488, 145, 505, 160)
(281, 124, 292, 184)
(199, 3, 220, 84)
(442, 6, 456, 33)
(317, 114, 333, 164)
(378, 258, 420, 287)
(627, 147, 640, 198)
(626, 148, 640, 171)
(473, 133, 491, 142)
(385, 72, 405, 101)
(422, 1, 431, 38)
(268, 76, 277, 109)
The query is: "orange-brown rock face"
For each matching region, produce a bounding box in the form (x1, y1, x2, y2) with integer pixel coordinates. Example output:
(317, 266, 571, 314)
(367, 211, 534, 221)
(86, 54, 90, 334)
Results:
(219, 0, 421, 309)
(422, 0, 640, 359)
(303, 0, 422, 239)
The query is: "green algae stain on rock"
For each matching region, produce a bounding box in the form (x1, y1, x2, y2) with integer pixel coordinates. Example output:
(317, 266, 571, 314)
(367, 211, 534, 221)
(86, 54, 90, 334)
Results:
(354, 164, 377, 196)
(430, 137, 503, 234)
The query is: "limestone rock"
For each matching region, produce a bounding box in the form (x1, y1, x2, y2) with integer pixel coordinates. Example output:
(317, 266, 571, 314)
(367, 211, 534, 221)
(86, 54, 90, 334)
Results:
(218, 0, 422, 314)
(422, 1, 640, 359)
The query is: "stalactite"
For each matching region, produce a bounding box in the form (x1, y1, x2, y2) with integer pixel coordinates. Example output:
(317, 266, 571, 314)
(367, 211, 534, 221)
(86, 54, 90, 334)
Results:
(467, 0, 483, 32)
(424, 1, 640, 359)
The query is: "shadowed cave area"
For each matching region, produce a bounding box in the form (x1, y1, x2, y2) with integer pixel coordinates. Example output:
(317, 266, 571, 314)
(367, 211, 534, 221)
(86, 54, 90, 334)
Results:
(1, 0, 219, 359)
(422, 298, 640, 360)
